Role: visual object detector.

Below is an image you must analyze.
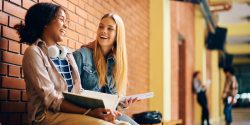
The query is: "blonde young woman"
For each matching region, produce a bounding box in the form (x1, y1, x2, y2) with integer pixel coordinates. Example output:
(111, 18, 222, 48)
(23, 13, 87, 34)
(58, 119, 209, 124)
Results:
(73, 13, 139, 125)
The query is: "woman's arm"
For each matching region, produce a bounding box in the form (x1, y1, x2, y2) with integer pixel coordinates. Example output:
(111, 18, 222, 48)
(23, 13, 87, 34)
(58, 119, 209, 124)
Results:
(60, 99, 88, 113)
(60, 99, 121, 123)
(23, 47, 64, 111)
(73, 50, 83, 76)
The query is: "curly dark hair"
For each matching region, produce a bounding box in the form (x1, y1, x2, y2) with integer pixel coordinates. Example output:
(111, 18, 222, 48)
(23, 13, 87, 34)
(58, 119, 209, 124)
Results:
(15, 2, 67, 45)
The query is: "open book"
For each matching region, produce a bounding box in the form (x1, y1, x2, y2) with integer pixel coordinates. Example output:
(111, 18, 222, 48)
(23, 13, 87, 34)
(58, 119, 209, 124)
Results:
(63, 90, 120, 110)
(63, 90, 154, 110)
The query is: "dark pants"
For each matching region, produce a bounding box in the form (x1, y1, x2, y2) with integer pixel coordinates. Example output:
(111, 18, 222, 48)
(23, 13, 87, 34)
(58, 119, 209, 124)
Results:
(197, 91, 210, 125)
(224, 98, 232, 125)
(118, 114, 139, 125)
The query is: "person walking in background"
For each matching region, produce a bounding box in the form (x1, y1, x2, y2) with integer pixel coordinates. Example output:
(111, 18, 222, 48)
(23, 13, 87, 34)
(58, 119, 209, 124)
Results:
(192, 71, 210, 125)
(222, 67, 238, 125)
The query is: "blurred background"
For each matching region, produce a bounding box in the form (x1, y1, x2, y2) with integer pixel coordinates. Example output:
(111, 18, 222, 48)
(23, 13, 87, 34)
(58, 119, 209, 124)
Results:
(0, 0, 250, 125)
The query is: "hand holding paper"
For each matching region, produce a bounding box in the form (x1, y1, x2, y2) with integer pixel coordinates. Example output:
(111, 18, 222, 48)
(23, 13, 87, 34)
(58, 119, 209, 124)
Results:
(120, 92, 154, 102)
(119, 92, 154, 109)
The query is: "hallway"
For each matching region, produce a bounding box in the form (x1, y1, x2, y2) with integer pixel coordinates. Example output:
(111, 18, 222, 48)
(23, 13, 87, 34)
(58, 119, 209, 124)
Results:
(214, 108, 250, 125)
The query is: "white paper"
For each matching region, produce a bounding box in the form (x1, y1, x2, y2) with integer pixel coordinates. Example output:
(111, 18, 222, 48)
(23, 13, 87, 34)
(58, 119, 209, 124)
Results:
(121, 92, 154, 102)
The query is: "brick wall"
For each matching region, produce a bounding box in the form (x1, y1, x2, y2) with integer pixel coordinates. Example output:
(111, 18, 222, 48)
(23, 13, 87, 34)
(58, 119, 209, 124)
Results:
(170, 1, 195, 125)
(0, 0, 150, 124)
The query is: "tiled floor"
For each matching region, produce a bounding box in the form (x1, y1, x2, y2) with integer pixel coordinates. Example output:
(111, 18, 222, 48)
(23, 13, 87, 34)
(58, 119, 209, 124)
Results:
(214, 108, 250, 125)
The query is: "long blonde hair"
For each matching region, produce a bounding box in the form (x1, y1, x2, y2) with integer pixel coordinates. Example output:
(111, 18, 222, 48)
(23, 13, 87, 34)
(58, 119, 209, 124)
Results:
(93, 13, 128, 96)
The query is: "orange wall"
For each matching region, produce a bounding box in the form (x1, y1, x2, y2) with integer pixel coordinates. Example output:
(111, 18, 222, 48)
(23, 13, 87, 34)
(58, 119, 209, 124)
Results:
(0, 0, 150, 124)
(170, 1, 195, 125)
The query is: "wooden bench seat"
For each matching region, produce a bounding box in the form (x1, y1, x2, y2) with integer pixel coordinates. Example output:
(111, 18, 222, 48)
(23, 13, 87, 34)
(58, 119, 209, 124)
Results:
(141, 119, 182, 125)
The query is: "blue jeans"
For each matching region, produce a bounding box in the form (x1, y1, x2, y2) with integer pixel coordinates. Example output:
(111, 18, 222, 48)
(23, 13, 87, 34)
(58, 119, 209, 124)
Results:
(224, 98, 232, 124)
(197, 91, 210, 125)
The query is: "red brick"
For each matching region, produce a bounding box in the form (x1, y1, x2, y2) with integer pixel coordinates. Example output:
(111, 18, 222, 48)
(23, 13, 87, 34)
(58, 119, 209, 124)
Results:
(93, 2, 103, 13)
(39, 0, 52, 2)
(0, 89, 8, 100)
(21, 67, 24, 78)
(78, 0, 86, 9)
(9, 89, 21, 101)
(3, 1, 26, 19)
(9, 65, 21, 77)
(78, 16, 85, 26)
(87, 30, 95, 39)
(68, 21, 76, 30)
(69, 0, 78, 5)
(10, 0, 21, 6)
(85, 20, 96, 30)
(68, 11, 78, 22)
(2, 77, 26, 89)
(60, 37, 68, 46)
(76, 6, 87, 19)
(75, 24, 85, 35)
(87, 0, 94, 7)
(9, 40, 20, 53)
(68, 39, 76, 49)
(22, 0, 35, 9)
(0, 63, 8, 75)
(21, 90, 28, 101)
(67, 1, 75, 12)
(21, 43, 29, 54)
(0, 0, 2, 10)
(1, 25, 3, 37)
(87, 13, 94, 22)
(75, 42, 82, 49)
(53, 0, 68, 7)
(0, 38, 9, 50)
(0, 101, 26, 112)
(2, 51, 23, 65)
(85, 5, 97, 17)
(2, 26, 20, 41)
(9, 15, 21, 28)
(0, 11, 8, 25)
(66, 29, 78, 41)
(85, 36, 94, 43)
(78, 34, 86, 44)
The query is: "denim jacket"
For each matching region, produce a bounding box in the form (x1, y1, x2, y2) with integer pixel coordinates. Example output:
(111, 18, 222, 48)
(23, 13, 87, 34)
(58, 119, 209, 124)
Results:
(73, 47, 117, 94)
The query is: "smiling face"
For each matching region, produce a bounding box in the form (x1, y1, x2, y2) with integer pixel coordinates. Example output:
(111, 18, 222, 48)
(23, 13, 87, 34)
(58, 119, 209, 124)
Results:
(43, 9, 68, 43)
(96, 17, 117, 51)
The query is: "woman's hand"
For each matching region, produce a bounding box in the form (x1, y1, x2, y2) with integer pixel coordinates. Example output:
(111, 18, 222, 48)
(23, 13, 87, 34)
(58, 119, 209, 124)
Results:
(119, 97, 140, 109)
(87, 108, 122, 123)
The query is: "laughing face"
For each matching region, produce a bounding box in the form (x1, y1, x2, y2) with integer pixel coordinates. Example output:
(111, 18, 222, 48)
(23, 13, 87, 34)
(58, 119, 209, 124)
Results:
(96, 17, 117, 50)
(44, 9, 68, 43)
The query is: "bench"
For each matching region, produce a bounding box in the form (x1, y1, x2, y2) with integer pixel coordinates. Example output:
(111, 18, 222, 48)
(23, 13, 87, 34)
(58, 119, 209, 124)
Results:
(162, 119, 182, 125)
(141, 119, 182, 125)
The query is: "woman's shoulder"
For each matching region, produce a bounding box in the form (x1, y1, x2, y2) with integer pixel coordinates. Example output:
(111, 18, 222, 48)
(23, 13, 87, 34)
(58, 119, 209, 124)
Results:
(75, 47, 93, 55)
(24, 44, 42, 56)
(73, 47, 94, 64)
